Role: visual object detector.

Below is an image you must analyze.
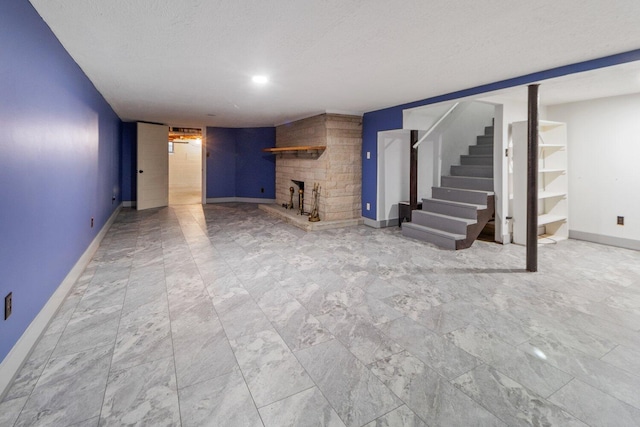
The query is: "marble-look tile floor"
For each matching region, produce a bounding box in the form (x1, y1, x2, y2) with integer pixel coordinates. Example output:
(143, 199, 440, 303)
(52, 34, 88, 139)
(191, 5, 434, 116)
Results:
(2, 203, 640, 427)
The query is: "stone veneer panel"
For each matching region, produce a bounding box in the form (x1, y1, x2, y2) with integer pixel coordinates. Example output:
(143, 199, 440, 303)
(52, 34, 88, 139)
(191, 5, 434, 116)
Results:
(275, 114, 362, 222)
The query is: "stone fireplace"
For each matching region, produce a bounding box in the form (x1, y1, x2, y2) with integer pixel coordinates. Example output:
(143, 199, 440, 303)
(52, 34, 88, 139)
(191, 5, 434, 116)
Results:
(265, 113, 362, 227)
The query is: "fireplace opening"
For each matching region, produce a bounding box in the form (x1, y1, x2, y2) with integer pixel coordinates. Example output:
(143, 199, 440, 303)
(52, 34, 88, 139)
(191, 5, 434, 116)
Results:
(291, 180, 307, 215)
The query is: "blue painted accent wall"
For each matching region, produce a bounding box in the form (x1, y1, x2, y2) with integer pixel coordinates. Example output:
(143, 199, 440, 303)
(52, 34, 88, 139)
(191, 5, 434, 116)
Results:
(361, 109, 404, 220)
(206, 127, 275, 199)
(235, 128, 276, 199)
(0, 0, 122, 362)
(361, 48, 640, 220)
(121, 122, 137, 202)
(206, 128, 237, 198)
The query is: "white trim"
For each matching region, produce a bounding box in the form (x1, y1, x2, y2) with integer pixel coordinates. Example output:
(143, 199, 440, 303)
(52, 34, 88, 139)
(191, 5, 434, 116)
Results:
(569, 230, 640, 251)
(362, 216, 388, 228)
(122, 201, 136, 208)
(325, 109, 364, 117)
(274, 111, 326, 127)
(206, 197, 276, 204)
(273, 110, 362, 127)
(201, 125, 207, 205)
(0, 204, 122, 400)
(363, 217, 399, 228)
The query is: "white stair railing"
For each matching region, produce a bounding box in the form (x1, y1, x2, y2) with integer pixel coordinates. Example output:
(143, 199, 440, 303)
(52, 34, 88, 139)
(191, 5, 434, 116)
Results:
(412, 102, 459, 149)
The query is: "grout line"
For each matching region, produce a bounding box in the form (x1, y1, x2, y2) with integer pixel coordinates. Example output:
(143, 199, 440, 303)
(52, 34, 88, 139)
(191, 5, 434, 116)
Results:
(96, 214, 137, 425)
(159, 209, 185, 427)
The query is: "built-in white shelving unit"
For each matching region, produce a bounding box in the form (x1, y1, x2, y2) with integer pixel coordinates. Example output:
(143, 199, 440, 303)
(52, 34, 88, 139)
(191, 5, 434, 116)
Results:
(512, 120, 568, 244)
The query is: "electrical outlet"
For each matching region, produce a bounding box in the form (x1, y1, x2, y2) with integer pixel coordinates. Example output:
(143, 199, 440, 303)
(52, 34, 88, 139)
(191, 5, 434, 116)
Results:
(4, 292, 11, 320)
(617, 216, 624, 225)
(91, 217, 94, 228)
(366, 203, 371, 211)
(261, 187, 265, 193)
(366, 151, 371, 159)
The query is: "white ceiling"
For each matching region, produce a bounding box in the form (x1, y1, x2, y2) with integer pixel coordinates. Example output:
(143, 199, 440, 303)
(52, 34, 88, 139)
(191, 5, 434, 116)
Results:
(30, 0, 640, 127)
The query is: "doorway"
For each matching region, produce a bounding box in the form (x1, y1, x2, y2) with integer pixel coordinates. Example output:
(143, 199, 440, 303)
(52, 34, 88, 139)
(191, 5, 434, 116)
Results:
(168, 127, 203, 205)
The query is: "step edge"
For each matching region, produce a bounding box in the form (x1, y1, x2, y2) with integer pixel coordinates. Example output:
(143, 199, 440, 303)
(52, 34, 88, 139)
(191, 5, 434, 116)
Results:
(412, 210, 477, 225)
(402, 223, 466, 240)
(434, 186, 495, 195)
(422, 198, 487, 210)
(442, 176, 494, 181)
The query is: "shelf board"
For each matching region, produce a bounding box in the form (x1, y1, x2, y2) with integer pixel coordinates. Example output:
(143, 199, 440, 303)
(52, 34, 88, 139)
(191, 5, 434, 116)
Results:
(538, 214, 567, 226)
(539, 191, 566, 199)
(262, 145, 326, 154)
(539, 121, 565, 131)
(539, 168, 565, 174)
(539, 144, 565, 150)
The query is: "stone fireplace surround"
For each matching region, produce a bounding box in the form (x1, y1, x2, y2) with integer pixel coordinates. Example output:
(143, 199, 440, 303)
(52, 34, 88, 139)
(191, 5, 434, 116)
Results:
(259, 113, 363, 230)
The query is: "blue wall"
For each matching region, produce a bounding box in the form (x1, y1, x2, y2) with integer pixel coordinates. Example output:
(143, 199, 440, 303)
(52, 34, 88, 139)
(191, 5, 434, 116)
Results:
(119, 125, 276, 202)
(0, 0, 122, 362)
(361, 48, 640, 220)
(206, 127, 276, 199)
(121, 122, 137, 202)
(206, 127, 237, 198)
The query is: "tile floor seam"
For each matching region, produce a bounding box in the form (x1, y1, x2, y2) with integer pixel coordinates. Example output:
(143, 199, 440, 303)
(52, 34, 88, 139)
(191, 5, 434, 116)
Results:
(2, 395, 29, 427)
(520, 334, 640, 410)
(254, 384, 317, 410)
(160, 232, 183, 427)
(448, 363, 526, 427)
(598, 344, 620, 361)
(529, 331, 640, 380)
(173, 215, 269, 425)
(95, 253, 134, 426)
(363, 361, 432, 427)
(545, 378, 598, 427)
(3, 328, 63, 407)
(194, 228, 334, 414)
(291, 338, 401, 427)
(6, 204, 639, 426)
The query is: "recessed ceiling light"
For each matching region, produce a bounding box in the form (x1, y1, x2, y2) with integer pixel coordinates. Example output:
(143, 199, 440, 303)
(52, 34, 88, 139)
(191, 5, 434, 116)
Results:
(252, 75, 269, 84)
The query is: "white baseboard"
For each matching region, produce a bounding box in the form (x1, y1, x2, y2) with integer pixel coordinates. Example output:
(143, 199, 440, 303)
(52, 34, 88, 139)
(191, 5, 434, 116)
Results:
(122, 201, 136, 208)
(0, 204, 122, 400)
(569, 230, 640, 251)
(363, 217, 398, 228)
(206, 197, 276, 204)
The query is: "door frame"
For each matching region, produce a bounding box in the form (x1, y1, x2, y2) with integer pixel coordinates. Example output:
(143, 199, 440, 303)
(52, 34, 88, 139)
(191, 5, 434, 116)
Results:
(166, 125, 206, 205)
(201, 125, 207, 204)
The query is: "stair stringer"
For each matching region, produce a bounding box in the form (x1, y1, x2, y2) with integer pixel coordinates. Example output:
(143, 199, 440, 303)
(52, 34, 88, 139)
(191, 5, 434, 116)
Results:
(455, 195, 495, 249)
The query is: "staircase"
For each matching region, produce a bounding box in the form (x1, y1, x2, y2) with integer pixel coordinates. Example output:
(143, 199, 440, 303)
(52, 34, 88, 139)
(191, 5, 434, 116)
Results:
(402, 124, 495, 250)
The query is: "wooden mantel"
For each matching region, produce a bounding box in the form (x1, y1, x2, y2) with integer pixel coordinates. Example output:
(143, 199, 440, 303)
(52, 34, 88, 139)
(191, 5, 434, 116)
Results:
(262, 145, 326, 154)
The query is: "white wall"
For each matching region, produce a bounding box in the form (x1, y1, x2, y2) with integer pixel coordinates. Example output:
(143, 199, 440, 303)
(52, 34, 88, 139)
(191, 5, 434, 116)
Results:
(403, 102, 457, 130)
(169, 141, 202, 192)
(417, 131, 435, 201)
(478, 94, 529, 243)
(439, 102, 495, 176)
(377, 130, 409, 222)
(547, 93, 640, 247)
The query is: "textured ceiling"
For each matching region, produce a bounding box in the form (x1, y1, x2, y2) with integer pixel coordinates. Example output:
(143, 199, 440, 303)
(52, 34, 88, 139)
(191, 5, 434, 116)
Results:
(30, 0, 640, 127)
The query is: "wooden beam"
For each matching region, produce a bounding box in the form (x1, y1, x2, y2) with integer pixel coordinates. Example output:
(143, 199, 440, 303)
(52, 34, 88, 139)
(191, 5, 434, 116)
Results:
(262, 145, 326, 153)
(527, 85, 539, 272)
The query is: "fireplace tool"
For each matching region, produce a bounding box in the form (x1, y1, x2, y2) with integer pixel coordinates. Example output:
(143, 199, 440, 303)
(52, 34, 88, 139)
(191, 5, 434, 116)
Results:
(298, 189, 305, 215)
(286, 186, 294, 209)
(291, 180, 307, 215)
(309, 183, 320, 222)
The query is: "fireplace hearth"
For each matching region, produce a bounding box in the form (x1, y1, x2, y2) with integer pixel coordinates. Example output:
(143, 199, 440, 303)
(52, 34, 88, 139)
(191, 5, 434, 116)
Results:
(270, 113, 362, 227)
